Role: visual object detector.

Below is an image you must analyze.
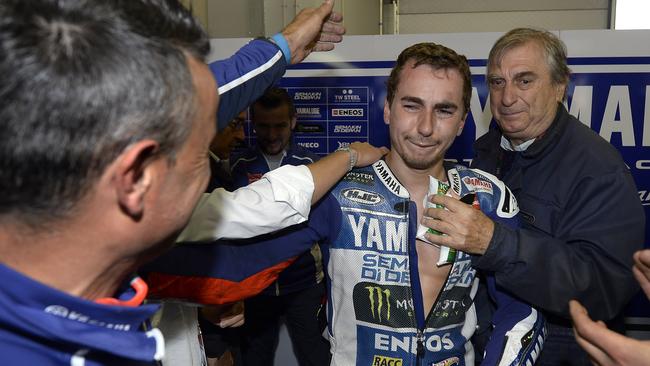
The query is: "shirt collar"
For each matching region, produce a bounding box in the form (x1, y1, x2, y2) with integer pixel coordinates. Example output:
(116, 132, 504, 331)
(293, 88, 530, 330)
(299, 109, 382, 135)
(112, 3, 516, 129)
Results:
(500, 136, 536, 152)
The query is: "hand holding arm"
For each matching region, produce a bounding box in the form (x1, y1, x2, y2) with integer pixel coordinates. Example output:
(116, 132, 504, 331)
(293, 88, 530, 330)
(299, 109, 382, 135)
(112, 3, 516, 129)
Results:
(307, 142, 388, 204)
(422, 194, 494, 255)
(281, 0, 345, 64)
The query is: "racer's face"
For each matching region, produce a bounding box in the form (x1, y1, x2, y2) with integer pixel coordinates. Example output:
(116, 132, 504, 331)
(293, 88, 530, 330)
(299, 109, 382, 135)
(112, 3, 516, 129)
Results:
(487, 41, 565, 145)
(252, 104, 296, 156)
(384, 61, 466, 171)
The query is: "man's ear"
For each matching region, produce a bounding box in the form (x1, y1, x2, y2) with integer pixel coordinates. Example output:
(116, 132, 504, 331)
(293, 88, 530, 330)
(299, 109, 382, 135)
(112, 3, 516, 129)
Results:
(383, 100, 390, 125)
(556, 83, 567, 102)
(112, 140, 160, 219)
(290, 116, 297, 130)
(457, 113, 467, 136)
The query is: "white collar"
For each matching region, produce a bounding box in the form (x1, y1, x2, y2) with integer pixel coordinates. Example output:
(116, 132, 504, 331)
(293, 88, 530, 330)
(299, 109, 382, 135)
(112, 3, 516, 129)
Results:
(500, 136, 536, 152)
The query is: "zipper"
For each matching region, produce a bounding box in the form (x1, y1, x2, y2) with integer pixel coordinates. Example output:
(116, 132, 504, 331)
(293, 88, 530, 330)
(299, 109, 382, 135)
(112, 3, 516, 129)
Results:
(408, 194, 455, 365)
(416, 329, 425, 362)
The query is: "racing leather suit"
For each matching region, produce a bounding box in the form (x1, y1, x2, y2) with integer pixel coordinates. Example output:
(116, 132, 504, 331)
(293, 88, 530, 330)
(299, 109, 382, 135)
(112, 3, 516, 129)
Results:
(322, 160, 544, 366)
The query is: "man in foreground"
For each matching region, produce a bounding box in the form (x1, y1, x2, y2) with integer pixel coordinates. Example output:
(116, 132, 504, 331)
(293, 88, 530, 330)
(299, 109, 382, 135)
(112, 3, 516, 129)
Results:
(0, 0, 386, 364)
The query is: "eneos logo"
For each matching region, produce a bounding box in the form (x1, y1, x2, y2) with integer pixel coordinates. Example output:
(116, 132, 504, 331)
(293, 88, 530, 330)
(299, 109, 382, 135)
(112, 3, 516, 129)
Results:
(332, 108, 364, 117)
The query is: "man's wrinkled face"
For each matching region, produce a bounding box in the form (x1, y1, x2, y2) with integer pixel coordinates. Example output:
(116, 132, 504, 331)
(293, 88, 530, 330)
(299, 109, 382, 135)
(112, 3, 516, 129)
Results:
(384, 60, 466, 171)
(487, 41, 565, 144)
(252, 104, 295, 156)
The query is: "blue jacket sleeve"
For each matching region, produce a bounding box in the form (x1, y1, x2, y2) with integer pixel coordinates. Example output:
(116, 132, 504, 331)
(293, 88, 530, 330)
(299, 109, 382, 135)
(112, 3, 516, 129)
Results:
(210, 38, 287, 129)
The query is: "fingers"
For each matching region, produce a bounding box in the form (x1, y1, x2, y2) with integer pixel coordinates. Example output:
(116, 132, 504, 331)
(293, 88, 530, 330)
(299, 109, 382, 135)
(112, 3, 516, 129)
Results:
(316, 0, 335, 18)
(633, 265, 650, 300)
(570, 300, 634, 366)
(428, 194, 465, 213)
(350, 142, 389, 167)
(634, 249, 650, 268)
(326, 10, 343, 23)
(570, 300, 612, 366)
(421, 199, 493, 254)
(321, 17, 345, 35)
(318, 32, 344, 43)
(312, 43, 335, 53)
(218, 312, 245, 328)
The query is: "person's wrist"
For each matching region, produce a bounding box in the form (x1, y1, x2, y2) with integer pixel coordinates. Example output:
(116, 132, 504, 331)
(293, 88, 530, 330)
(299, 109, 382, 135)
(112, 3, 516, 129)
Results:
(336, 146, 357, 172)
(269, 33, 291, 64)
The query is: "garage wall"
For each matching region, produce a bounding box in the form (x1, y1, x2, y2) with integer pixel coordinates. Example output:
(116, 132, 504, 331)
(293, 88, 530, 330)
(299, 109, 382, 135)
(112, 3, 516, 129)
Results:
(185, 0, 611, 38)
(398, 0, 610, 34)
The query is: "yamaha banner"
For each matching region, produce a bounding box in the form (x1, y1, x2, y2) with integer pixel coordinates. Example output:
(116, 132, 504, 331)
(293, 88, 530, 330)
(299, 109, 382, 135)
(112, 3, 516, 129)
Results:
(209, 30, 650, 333)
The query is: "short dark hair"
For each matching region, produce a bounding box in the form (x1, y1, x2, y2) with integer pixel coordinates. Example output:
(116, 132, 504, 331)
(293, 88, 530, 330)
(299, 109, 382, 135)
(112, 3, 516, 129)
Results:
(251, 87, 296, 121)
(386, 42, 472, 115)
(0, 0, 198, 225)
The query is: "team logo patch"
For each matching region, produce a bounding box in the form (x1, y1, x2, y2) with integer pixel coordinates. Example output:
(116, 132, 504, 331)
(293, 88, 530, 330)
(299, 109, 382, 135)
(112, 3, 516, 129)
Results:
(343, 171, 375, 186)
(461, 176, 493, 194)
(430, 356, 459, 366)
(341, 188, 383, 205)
(353, 282, 413, 326)
(372, 355, 403, 366)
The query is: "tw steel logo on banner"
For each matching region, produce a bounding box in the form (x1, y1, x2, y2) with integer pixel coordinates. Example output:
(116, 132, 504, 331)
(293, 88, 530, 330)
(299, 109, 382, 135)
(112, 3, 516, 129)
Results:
(353, 282, 413, 327)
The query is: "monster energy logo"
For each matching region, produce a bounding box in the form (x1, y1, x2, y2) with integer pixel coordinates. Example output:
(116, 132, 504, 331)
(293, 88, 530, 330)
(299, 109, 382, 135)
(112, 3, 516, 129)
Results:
(366, 286, 391, 321)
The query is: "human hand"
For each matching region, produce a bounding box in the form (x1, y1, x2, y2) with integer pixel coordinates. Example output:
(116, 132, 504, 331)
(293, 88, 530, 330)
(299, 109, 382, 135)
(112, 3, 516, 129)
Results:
(570, 300, 650, 365)
(421, 194, 494, 255)
(201, 301, 245, 328)
(633, 249, 650, 299)
(281, 0, 345, 64)
(349, 142, 389, 168)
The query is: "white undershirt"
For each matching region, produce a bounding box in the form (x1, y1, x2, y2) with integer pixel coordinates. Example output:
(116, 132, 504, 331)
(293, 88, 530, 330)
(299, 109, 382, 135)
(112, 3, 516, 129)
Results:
(500, 136, 536, 152)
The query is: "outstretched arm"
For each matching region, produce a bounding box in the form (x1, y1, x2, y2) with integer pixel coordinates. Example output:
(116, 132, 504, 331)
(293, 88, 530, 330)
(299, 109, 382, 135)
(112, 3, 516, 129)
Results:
(212, 0, 345, 126)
